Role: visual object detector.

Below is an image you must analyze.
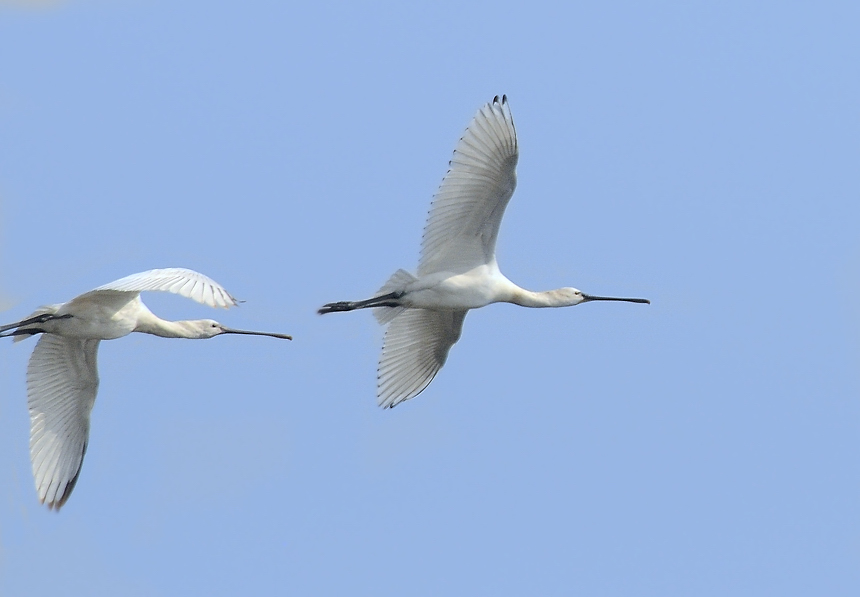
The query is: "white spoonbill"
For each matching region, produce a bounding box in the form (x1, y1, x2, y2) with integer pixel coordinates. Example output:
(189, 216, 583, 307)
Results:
(0, 267, 291, 510)
(319, 95, 649, 408)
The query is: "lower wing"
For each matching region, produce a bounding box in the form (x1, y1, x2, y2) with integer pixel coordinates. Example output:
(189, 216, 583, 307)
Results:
(27, 334, 100, 509)
(377, 309, 467, 408)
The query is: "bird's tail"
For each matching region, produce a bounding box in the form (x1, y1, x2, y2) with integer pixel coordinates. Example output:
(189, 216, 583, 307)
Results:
(317, 269, 416, 324)
(0, 305, 62, 343)
(372, 269, 415, 325)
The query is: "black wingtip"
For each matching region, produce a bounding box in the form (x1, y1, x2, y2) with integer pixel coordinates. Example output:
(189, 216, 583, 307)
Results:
(47, 441, 87, 511)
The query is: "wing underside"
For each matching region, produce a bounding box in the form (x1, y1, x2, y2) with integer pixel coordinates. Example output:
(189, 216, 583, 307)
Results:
(377, 309, 467, 408)
(27, 334, 100, 509)
(418, 96, 519, 276)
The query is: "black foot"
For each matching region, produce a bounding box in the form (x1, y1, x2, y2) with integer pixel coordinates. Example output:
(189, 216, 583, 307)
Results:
(0, 312, 72, 334)
(0, 328, 46, 338)
(318, 291, 406, 315)
(318, 301, 355, 315)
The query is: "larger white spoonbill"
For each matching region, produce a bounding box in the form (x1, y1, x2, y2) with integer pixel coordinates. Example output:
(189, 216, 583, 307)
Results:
(0, 268, 291, 509)
(319, 96, 649, 408)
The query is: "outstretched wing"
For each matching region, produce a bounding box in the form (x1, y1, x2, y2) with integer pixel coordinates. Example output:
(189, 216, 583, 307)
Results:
(418, 96, 518, 276)
(27, 334, 101, 509)
(377, 309, 467, 408)
(92, 268, 238, 309)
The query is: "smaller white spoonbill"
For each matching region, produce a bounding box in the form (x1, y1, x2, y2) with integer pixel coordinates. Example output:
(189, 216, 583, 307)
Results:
(0, 268, 291, 510)
(319, 96, 649, 408)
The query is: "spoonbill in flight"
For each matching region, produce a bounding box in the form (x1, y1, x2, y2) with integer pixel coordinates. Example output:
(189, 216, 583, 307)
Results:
(319, 95, 649, 408)
(0, 268, 291, 509)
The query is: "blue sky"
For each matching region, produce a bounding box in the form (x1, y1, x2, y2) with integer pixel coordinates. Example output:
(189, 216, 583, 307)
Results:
(1, 1, 858, 595)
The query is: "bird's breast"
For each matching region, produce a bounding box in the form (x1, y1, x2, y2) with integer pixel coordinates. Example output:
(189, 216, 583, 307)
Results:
(405, 268, 508, 310)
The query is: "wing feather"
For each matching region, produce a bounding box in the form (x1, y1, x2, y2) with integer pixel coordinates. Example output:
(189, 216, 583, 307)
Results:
(377, 309, 467, 408)
(27, 334, 100, 509)
(418, 96, 518, 276)
(92, 268, 238, 309)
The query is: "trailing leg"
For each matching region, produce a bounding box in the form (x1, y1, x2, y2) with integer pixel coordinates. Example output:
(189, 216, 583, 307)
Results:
(0, 327, 47, 339)
(0, 313, 71, 334)
(318, 291, 404, 315)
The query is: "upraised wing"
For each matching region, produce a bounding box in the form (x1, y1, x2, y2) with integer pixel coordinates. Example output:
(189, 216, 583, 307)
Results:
(92, 268, 239, 309)
(27, 334, 100, 509)
(418, 96, 518, 276)
(377, 309, 467, 408)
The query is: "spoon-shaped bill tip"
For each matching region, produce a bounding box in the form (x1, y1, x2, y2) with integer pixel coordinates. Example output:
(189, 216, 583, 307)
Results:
(220, 326, 292, 340)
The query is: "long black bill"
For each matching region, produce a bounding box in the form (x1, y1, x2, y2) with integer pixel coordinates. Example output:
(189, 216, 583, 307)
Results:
(581, 294, 650, 304)
(220, 326, 292, 340)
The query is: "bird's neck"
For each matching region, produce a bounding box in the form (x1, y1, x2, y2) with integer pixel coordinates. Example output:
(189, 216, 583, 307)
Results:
(508, 287, 575, 308)
(135, 311, 203, 339)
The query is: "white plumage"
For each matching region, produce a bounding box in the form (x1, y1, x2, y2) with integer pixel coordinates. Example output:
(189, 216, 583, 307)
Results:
(320, 96, 649, 408)
(92, 268, 238, 309)
(418, 97, 518, 277)
(377, 309, 467, 408)
(1, 267, 291, 509)
(27, 335, 99, 508)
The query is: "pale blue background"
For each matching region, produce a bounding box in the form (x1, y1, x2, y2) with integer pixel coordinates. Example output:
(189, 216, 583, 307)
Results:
(1, 1, 858, 595)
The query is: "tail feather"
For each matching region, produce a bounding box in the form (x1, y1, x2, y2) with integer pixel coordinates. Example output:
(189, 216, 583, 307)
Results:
(373, 270, 416, 325)
(5, 305, 61, 343)
(318, 270, 416, 321)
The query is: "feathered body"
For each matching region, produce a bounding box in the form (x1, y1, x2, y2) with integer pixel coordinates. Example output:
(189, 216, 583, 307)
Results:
(1, 268, 290, 509)
(319, 96, 649, 408)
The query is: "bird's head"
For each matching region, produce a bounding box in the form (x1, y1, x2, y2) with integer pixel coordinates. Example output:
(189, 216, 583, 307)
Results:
(556, 287, 588, 306)
(191, 319, 292, 340)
